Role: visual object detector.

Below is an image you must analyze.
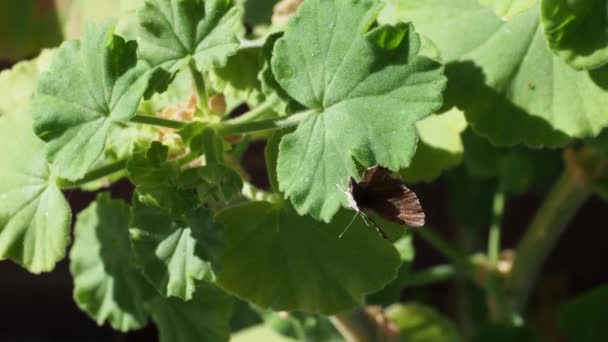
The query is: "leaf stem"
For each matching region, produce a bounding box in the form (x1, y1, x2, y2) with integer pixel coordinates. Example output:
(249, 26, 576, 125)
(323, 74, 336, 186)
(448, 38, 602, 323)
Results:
(401, 264, 457, 288)
(415, 227, 466, 268)
(189, 58, 210, 114)
(216, 110, 315, 136)
(57, 159, 128, 189)
(507, 171, 591, 312)
(488, 191, 505, 269)
(330, 311, 379, 342)
(130, 115, 186, 129)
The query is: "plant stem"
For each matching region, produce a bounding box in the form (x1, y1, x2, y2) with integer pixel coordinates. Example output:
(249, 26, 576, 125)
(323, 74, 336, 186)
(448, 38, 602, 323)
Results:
(401, 264, 457, 288)
(216, 110, 315, 136)
(508, 172, 591, 312)
(57, 159, 128, 189)
(415, 227, 466, 267)
(488, 192, 505, 268)
(331, 311, 379, 342)
(226, 100, 277, 125)
(189, 58, 210, 114)
(130, 115, 186, 129)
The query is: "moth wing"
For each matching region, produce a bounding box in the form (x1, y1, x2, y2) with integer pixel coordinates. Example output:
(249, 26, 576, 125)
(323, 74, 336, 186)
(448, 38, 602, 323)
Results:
(365, 184, 425, 228)
(359, 166, 393, 186)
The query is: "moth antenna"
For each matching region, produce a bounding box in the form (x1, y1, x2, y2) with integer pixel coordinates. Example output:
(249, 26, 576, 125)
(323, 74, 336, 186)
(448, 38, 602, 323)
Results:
(361, 212, 389, 240)
(339, 211, 360, 238)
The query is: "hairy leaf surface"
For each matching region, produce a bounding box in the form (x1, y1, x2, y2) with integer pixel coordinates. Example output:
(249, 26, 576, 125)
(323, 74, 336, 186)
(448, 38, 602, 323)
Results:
(70, 194, 149, 331)
(130, 200, 217, 300)
(137, 0, 241, 72)
(32, 20, 153, 180)
(215, 201, 401, 314)
(273, 0, 446, 222)
(0, 52, 71, 274)
(392, 0, 608, 146)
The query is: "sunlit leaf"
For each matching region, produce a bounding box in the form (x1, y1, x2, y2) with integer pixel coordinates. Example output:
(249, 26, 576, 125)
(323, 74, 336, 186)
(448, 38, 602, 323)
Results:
(32, 20, 153, 180)
(70, 194, 149, 331)
(0, 52, 71, 274)
(480, 0, 538, 20)
(273, 0, 446, 222)
(385, 303, 462, 342)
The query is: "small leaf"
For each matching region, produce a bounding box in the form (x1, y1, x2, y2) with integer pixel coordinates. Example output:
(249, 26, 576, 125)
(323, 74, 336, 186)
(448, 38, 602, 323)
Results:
(273, 0, 446, 222)
(209, 46, 265, 105)
(130, 199, 218, 300)
(0, 52, 71, 274)
(137, 0, 241, 72)
(559, 284, 608, 342)
(127, 141, 199, 216)
(542, 0, 608, 70)
(393, 0, 608, 146)
(70, 194, 149, 331)
(385, 303, 462, 342)
(232, 325, 292, 342)
(147, 283, 233, 342)
(400, 108, 467, 183)
(215, 201, 401, 314)
(261, 311, 342, 342)
(32, 20, 153, 180)
(480, 0, 538, 20)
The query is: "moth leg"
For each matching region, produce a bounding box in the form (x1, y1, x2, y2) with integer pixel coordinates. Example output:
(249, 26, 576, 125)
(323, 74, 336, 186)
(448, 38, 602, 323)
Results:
(360, 212, 389, 240)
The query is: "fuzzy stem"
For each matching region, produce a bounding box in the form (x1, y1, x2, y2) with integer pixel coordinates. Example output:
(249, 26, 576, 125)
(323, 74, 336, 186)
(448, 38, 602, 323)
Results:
(57, 159, 128, 189)
(331, 311, 378, 342)
(189, 58, 209, 114)
(216, 110, 315, 136)
(415, 227, 466, 267)
(488, 192, 505, 267)
(401, 264, 457, 288)
(130, 115, 186, 129)
(508, 172, 591, 311)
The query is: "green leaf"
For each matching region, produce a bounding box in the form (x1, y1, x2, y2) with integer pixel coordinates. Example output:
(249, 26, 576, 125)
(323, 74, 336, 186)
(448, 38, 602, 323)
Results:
(471, 324, 541, 342)
(130, 199, 218, 300)
(559, 284, 608, 342)
(367, 234, 415, 306)
(273, 0, 446, 222)
(259, 32, 294, 115)
(392, 0, 608, 146)
(137, 0, 241, 72)
(127, 141, 199, 216)
(32, 20, 153, 180)
(70, 194, 149, 331)
(542, 0, 608, 70)
(209, 46, 265, 105)
(0, 52, 72, 274)
(385, 303, 462, 342)
(215, 201, 401, 314)
(400, 108, 467, 183)
(480, 0, 538, 19)
(147, 283, 233, 342)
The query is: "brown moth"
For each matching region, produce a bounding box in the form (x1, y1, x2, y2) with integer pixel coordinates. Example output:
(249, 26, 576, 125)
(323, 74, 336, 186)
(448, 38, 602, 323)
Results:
(339, 166, 425, 238)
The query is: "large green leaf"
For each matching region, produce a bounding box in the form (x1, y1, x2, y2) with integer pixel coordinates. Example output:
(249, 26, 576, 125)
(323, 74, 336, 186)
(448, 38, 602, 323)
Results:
(542, 0, 608, 70)
(32, 20, 153, 180)
(385, 303, 462, 342)
(480, 0, 538, 19)
(272, 0, 446, 222)
(559, 284, 608, 342)
(391, 0, 608, 147)
(130, 199, 218, 300)
(215, 201, 401, 314)
(147, 283, 233, 342)
(0, 52, 71, 274)
(137, 0, 241, 72)
(70, 194, 149, 331)
(400, 108, 467, 183)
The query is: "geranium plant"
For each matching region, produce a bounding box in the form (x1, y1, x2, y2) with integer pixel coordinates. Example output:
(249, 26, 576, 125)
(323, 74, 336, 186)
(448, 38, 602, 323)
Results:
(1, 0, 607, 341)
